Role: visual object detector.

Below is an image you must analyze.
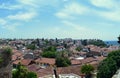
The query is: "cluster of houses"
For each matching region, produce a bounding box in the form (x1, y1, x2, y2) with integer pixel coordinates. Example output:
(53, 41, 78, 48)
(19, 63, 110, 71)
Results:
(0, 38, 119, 78)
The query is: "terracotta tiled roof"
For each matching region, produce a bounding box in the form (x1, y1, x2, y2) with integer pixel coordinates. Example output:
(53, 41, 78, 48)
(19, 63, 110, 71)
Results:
(12, 55, 17, 61)
(37, 67, 53, 77)
(13, 60, 20, 65)
(35, 58, 55, 65)
(81, 57, 97, 64)
(57, 65, 82, 76)
(21, 59, 32, 66)
(13, 59, 32, 66)
(71, 60, 81, 65)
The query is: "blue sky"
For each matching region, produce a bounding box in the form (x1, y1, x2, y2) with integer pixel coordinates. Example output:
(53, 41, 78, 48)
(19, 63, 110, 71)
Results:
(0, 0, 120, 40)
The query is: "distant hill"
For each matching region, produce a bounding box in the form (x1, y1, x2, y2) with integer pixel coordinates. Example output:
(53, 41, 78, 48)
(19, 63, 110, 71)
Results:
(104, 41, 119, 46)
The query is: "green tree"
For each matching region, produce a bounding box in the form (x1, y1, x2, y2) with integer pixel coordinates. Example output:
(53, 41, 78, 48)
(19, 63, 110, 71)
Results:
(118, 35, 120, 44)
(26, 44, 36, 50)
(44, 46, 56, 52)
(76, 46, 82, 51)
(42, 46, 57, 58)
(12, 63, 28, 78)
(97, 58, 117, 78)
(55, 57, 71, 67)
(81, 64, 94, 78)
(0, 56, 3, 64)
(81, 39, 87, 46)
(12, 63, 37, 78)
(107, 50, 120, 67)
(97, 50, 120, 78)
(42, 51, 56, 58)
(27, 72, 37, 78)
(88, 39, 106, 47)
(0, 47, 12, 68)
(57, 51, 68, 58)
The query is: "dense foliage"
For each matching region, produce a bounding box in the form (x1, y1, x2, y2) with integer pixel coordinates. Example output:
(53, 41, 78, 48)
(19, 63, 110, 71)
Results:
(42, 51, 57, 58)
(81, 64, 94, 78)
(26, 44, 36, 50)
(55, 57, 71, 67)
(0, 47, 12, 68)
(42, 46, 57, 58)
(44, 46, 56, 52)
(12, 63, 37, 78)
(97, 50, 120, 78)
(88, 39, 106, 47)
(81, 39, 106, 47)
(76, 46, 82, 51)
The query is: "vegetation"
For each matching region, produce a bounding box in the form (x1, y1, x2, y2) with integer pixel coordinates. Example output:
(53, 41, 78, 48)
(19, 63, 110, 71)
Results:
(44, 46, 56, 52)
(118, 35, 120, 44)
(81, 39, 87, 46)
(42, 46, 57, 58)
(81, 39, 106, 47)
(26, 44, 36, 50)
(12, 63, 37, 78)
(76, 46, 82, 51)
(88, 40, 107, 47)
(97, 50, 120, 78)
(0, 57, 3, 63)
(88, 39, 106, 47)
(42, 51, 57, 58)
(0, 47, 12, 68)
(81, 64, 94, 78)
(57, 51, 69, 57)
(55, 57, 71, 67)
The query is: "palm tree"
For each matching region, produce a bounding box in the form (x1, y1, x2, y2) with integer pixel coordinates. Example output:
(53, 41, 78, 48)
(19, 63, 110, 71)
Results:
(81, 64, 94, 78)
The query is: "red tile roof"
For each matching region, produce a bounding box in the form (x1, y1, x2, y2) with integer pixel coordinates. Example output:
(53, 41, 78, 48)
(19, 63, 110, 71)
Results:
(35, 58, 55, 65)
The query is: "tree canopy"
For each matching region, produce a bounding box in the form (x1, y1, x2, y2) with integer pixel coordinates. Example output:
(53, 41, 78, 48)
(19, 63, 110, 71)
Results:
(55, 57, 71, 67)
(26, 44, 36, 50)
(88, 39, 106, 47)
(12, 63, 37, 78)
(81, 64, 94, 78)
(42, 51, 57, 58)
(0, 47, 12, 68)
(41, 46, 57, 58)
(76, 46, 82, 51)
(97, 50, 120, 78)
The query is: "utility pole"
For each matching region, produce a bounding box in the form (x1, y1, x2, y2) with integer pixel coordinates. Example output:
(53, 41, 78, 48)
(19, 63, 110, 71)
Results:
(53, 66, 59, 78)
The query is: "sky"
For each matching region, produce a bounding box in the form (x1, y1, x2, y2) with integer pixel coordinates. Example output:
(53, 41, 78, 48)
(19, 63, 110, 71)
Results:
(0, 0, 120, 40)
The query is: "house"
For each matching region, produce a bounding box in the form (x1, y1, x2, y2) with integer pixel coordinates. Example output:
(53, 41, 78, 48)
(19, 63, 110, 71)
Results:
(13, 59, 33, 67)
(35, 58, 55, 68)
(56, 46, 65, 52)
(23, 53, 34, 59)
(86, 51, 101, 57)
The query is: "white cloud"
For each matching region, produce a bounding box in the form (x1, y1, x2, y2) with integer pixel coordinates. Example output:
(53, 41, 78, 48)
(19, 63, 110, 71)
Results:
(7, 12, 37, 21)
(55, 2, 88, 19)
(17, 0, 38, 7)
(62, 20, 101, 39)
(89, 0, 120, 22)
(1, 23, 19, 31)
(0, 3, 22, 10)
(62, 21, 88, 31)
(0, 19, 6, 25)
(62, 20, 94, 33)
(90, 0, 115, 9)
(0, 18, 20, 31)
(98, 11, 120, 22)
(17, 0, 59, 8)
